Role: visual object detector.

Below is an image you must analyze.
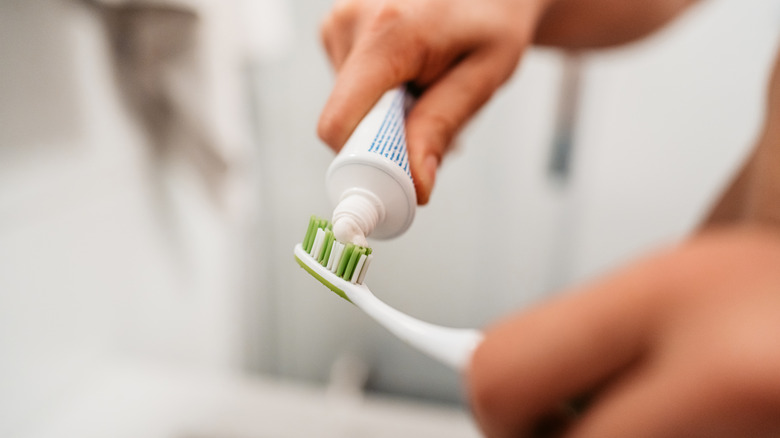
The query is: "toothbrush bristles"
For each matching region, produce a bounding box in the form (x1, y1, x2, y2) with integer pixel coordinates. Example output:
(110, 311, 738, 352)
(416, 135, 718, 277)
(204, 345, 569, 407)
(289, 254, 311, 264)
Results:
(301, 216, 373, 284)
(357, 254, 372, 284)
(351, 254, 367, 283)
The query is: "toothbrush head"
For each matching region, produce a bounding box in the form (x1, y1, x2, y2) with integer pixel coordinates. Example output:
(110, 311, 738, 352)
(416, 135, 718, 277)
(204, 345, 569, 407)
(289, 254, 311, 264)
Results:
(294, 215, 374, 303)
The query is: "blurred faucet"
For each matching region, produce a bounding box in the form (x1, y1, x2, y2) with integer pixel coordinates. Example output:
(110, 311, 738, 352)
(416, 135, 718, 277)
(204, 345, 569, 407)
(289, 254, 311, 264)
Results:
(548, 54, 584, 184)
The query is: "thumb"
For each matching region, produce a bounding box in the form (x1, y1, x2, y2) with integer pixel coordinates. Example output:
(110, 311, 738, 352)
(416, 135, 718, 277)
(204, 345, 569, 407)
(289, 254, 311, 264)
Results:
(405, 48, 512, 205)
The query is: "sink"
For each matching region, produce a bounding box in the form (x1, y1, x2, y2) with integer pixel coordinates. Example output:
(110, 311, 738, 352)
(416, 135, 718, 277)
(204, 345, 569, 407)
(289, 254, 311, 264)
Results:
(24, 362, 481, 438)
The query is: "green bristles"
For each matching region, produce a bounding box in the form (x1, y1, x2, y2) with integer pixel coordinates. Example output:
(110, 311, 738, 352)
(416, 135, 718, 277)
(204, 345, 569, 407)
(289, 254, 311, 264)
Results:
(344, 246, 364, 280)
(302, 216, 331, 253)
(336, 243, 355, 278)
(302, 215, 317, 252)
(297, 215, 374, 287)
(319, 231, 335, 264)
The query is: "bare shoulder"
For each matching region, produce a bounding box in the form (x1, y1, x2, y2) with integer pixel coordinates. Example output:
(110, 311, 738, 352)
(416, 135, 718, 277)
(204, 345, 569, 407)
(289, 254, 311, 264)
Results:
(745, 46, 780, 226)
(768, 47, 780, 113)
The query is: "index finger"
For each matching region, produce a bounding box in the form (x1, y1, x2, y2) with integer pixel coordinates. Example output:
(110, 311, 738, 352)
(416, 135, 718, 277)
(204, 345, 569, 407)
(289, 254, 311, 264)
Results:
(317, 33, 423, 150)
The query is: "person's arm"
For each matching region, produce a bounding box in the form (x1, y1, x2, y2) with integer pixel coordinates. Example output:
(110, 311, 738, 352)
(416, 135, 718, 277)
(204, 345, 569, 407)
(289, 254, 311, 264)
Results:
(704, 50, 780, 229)
(468, 226, 780, 437)
(535, 0, 698, 48)
(318, 0, 696, 204)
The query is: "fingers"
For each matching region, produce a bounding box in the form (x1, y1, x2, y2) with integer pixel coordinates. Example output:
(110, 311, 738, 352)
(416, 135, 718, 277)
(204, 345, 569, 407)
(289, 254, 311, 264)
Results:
(318, 5, 425, 151)
(405, 47, 518, 204)
(467, 255, 667, 437)
(320, 0, 359, 69)
(317, 0, 533, 204)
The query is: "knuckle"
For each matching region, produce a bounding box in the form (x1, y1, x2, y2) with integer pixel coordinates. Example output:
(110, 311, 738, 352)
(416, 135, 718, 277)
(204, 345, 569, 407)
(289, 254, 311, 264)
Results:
(353, 2, 425, 82)
(371, 2, 406, 29)
(484, 48, 522, 87)
(467, 340, 527, 435)
(330, 0, 359, 23)
(317, 113, 341, 149)
(419, 112, 457, 155)
(319, 13, 334, 35)
(322, 0, 358, 37)
(365, 2, 418, 48)
(379, 51, 411, 83)
(319, 17, 334, 46)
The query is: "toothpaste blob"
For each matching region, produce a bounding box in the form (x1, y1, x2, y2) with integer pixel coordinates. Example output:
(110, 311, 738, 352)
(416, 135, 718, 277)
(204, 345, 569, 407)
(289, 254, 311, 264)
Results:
(327, 87, 417, 243)
(332, 211, 368, 247)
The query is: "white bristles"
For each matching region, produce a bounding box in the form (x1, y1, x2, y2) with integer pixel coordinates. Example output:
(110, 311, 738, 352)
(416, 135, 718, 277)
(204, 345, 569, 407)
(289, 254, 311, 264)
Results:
(351, 254, 367, 284)
(310, 228, 326, 259)
(308, 231, 318, 257)
(357, 254, 373, 284)
(329, 242, 345, 272)
(325, 241, 338, 270)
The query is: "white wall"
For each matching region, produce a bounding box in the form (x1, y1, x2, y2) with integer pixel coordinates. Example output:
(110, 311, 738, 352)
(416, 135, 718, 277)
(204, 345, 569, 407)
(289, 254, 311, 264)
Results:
(0, 1, 251, 435)
(566, 0, 780, 283)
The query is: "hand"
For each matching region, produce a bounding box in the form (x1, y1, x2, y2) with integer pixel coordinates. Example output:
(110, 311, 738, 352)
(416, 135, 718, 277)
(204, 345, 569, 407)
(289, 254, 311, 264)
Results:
(468, 227, 780, 437)
(317, 0, 550, 204)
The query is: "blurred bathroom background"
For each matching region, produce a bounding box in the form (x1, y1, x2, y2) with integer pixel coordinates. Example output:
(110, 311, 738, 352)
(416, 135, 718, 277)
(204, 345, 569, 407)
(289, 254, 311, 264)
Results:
(1, 0, 779, 436)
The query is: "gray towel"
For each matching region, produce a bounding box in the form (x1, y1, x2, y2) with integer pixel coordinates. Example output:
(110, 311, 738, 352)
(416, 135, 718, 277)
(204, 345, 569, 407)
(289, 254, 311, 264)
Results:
(85, 0, 233, 205)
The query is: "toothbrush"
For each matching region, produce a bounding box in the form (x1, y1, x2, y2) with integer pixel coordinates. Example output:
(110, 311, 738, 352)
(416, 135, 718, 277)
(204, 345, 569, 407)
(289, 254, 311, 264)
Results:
(294, 216, 483, 371)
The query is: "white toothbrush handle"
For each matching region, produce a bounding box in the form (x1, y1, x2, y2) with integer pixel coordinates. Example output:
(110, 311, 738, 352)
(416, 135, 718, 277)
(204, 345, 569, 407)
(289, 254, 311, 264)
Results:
(294, 244, 482, 371)
(346, 283, 483, 372)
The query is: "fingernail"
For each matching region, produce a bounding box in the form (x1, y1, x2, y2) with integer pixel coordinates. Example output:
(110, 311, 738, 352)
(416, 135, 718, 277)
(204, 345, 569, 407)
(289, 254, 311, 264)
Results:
(419, 154, 439, 204)
(424, 154, 439, 179)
